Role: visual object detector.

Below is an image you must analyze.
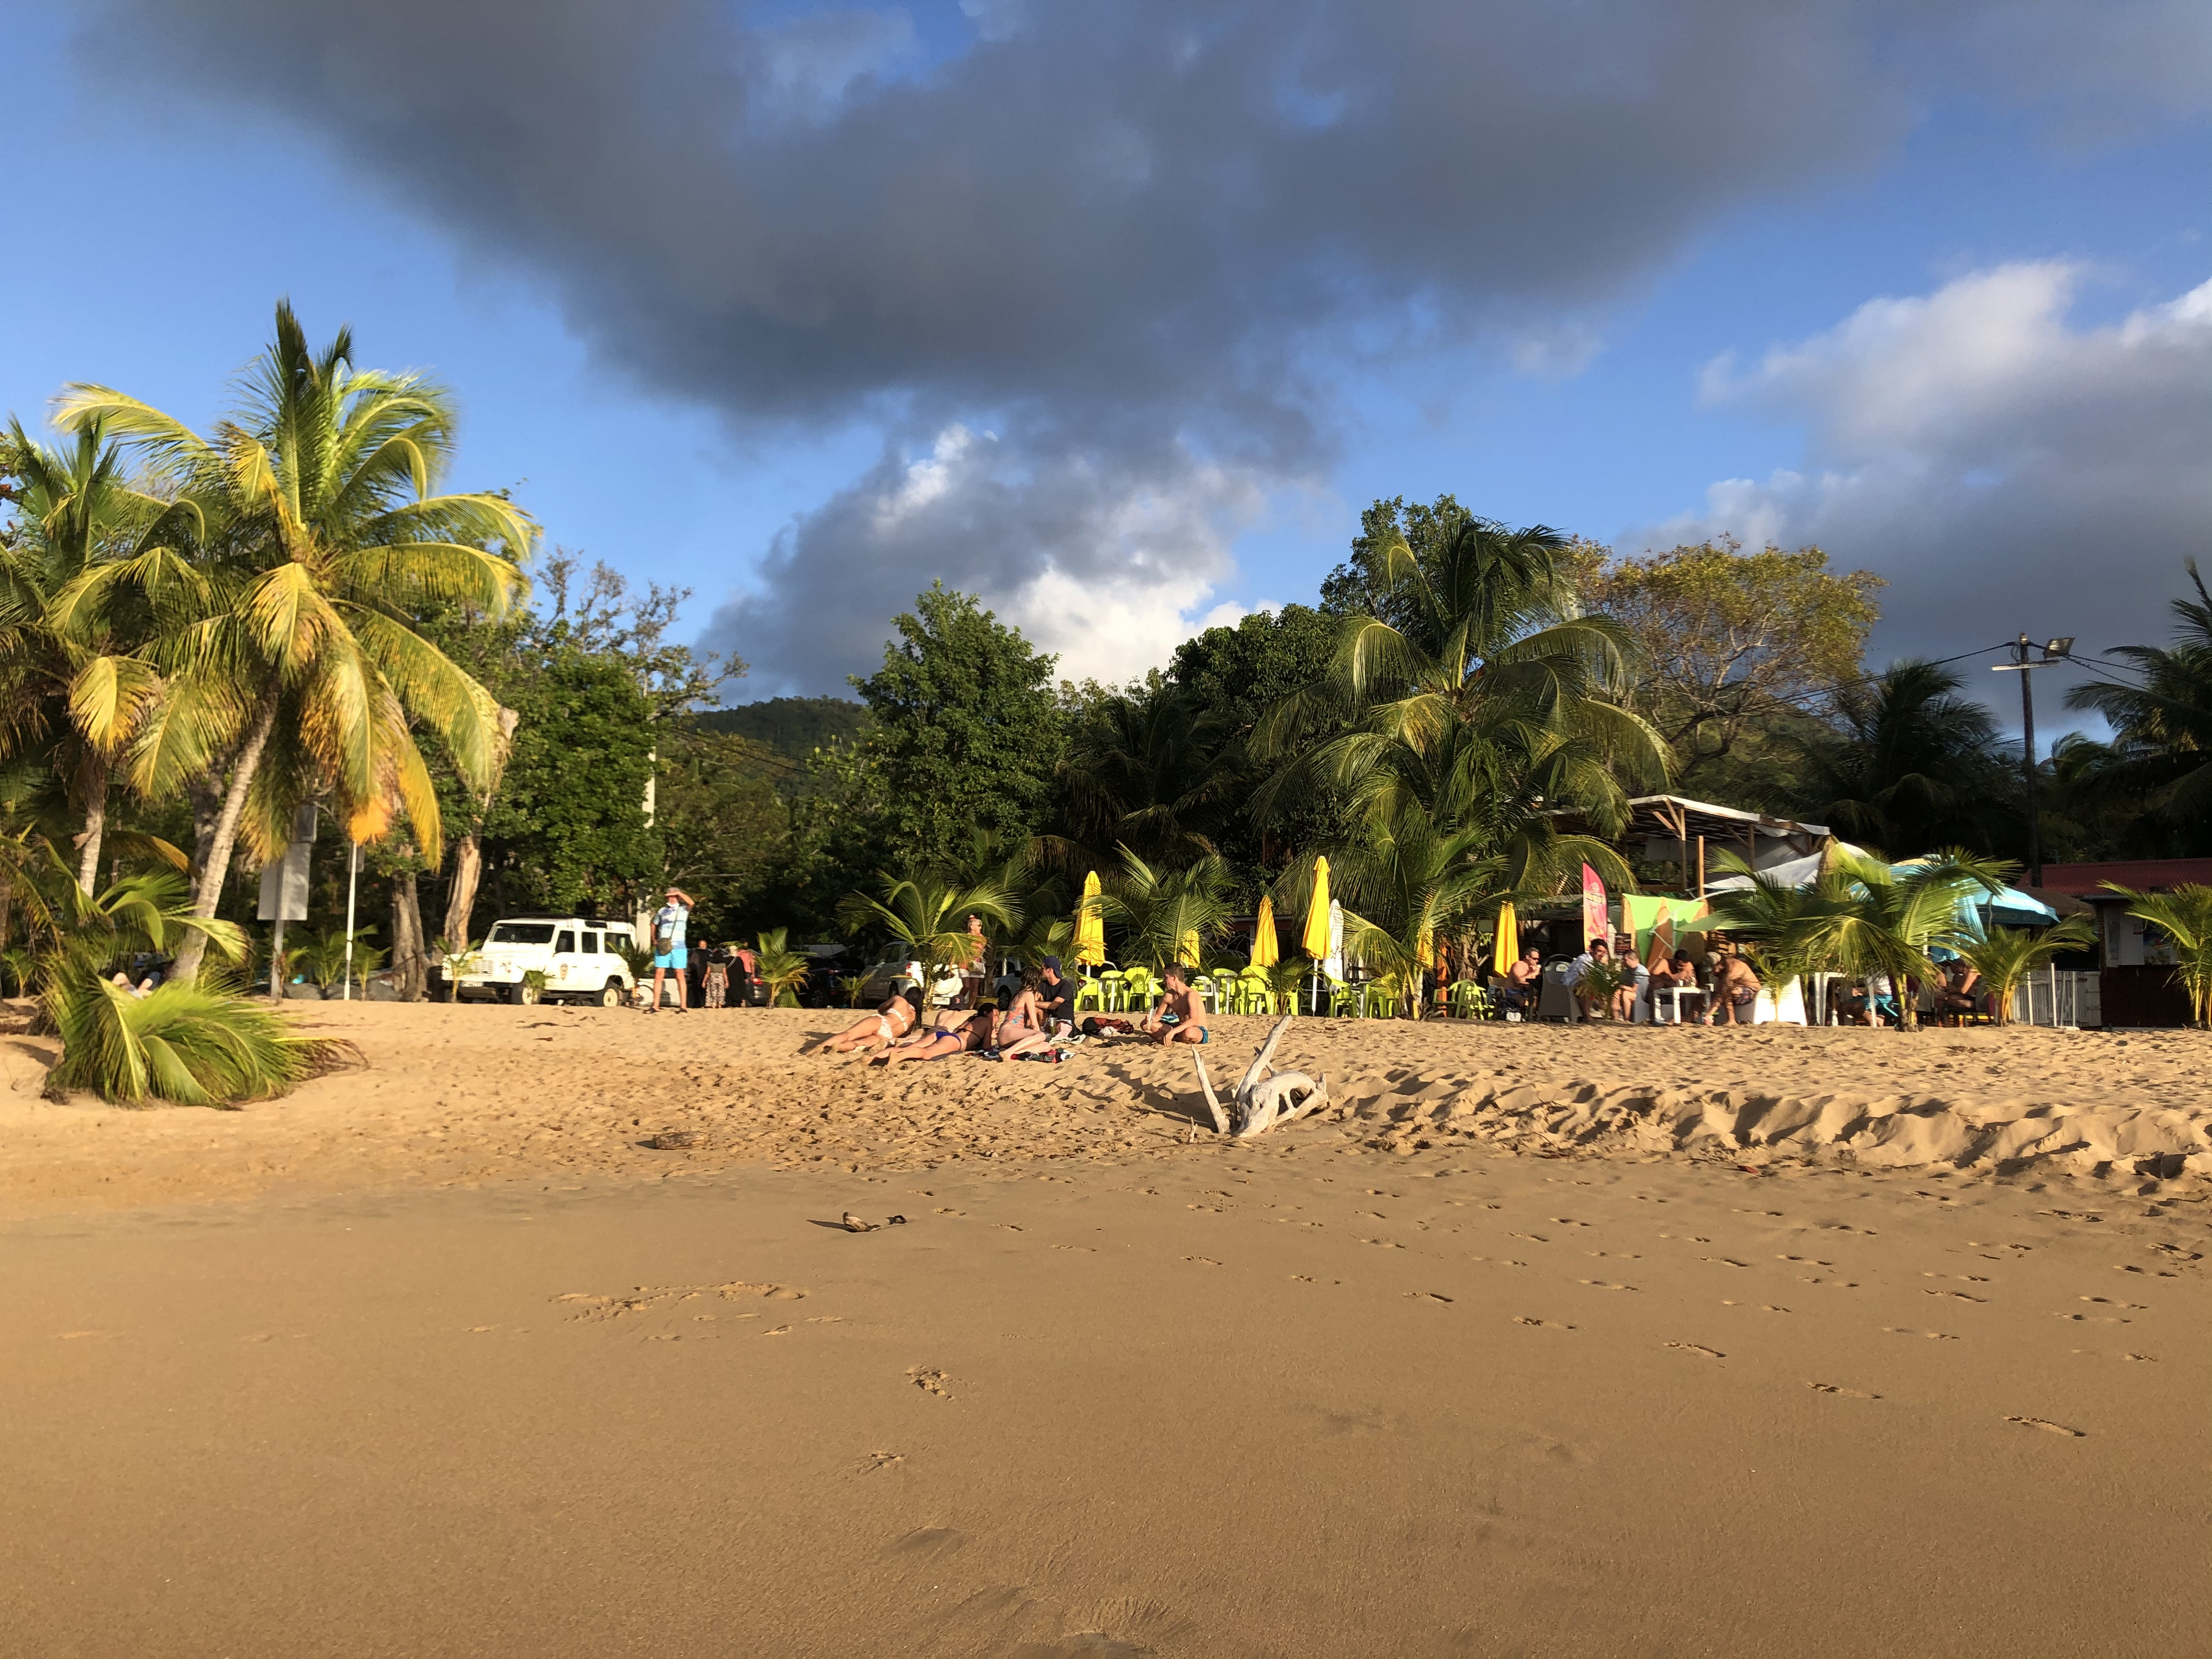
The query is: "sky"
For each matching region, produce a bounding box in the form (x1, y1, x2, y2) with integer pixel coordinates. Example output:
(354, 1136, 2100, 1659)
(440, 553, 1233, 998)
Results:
(4, 1, 2210, 745)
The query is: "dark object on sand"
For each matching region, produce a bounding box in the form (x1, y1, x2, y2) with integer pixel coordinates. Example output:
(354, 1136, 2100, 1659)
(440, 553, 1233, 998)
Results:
(647, 1130, 700, 1150)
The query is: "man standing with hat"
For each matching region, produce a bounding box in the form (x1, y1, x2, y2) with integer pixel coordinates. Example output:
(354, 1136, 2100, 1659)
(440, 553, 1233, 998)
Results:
(647, 886, 696, 1013)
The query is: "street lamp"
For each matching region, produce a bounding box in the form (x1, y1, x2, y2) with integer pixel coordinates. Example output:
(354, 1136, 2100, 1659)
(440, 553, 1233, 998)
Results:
(1991, 633, 2073, 888)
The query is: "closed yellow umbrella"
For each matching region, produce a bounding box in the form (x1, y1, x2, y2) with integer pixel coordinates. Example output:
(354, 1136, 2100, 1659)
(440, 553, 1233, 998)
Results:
(1250, 895, 1280, 967)
(1178, 928, 1202, 967)
(1075, 870, 1107, 966)
(1302, 856, 1332, 958)
(1493, 900, 1519, 973)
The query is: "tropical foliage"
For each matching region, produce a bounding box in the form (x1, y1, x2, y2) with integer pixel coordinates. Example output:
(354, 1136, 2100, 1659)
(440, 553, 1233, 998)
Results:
(2103, 884, 2212, 1027)
(1955, 915, 2098, 1026)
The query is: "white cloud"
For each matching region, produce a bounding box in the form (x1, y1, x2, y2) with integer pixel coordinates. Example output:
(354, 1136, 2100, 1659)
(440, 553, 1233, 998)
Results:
(1650, 264, 2212, 675)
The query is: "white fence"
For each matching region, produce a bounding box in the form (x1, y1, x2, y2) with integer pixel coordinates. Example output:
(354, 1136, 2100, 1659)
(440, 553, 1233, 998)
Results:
(2010, 970, 2100, 1029)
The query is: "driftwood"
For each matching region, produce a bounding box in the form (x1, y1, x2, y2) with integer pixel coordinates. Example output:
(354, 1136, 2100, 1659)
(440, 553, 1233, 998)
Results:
(1192, 1014, 1329, 1139)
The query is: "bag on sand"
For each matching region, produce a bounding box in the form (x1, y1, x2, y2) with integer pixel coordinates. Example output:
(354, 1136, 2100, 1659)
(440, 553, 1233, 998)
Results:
(1081, 1016, 1134, 1036)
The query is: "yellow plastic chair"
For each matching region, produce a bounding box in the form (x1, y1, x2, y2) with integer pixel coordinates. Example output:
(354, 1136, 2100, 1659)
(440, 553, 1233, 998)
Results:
(1123, 966, 1157, 1010)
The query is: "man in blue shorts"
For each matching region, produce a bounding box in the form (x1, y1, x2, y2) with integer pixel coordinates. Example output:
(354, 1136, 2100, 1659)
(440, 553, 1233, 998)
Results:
(647, 886, 696, 1013)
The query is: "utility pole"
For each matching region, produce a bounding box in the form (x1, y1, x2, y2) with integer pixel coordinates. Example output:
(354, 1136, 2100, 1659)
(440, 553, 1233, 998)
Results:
(1991, 633, 2073, 889)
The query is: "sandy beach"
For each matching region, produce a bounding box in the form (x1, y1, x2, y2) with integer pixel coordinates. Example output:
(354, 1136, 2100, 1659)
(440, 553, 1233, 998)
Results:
(6, 1004, 2210, 1656)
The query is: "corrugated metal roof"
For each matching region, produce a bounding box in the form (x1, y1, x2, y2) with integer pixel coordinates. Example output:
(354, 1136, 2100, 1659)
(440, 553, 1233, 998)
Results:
(2040, 859, 2212, 896)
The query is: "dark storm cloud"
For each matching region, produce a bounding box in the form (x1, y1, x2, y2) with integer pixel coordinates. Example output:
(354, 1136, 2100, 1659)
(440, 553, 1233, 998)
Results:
(82, 1, 2212, 688)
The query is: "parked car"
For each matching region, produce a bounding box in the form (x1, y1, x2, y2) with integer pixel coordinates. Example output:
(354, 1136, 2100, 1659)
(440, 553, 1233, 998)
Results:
(452, 917, 637, 1006)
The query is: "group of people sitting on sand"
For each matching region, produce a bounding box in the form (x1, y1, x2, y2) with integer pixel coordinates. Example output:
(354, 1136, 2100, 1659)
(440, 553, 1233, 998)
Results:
(816, 957, 1211, 1064)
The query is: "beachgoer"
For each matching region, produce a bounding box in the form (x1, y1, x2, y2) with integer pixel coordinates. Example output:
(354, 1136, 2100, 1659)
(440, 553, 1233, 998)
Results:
(993, 967, 1056, 1058)
(1648, 950, 1703, 1024)
(645, 886, 695, 1013)
(1141, 962, 1208, 1046)
(1710, 943, 1761, 1025)
(1496, 946, 1544, 1016)
(1613, 932, 1648, 1023)
(1568, 938, 1613, 1020)
(1038, 955, 1078, 1039)
(878, 1009, 993, 1068)
(821, 988, 924, 1053)
(1936, 959, 1983, 1021)
(702, 948, 729, 1010)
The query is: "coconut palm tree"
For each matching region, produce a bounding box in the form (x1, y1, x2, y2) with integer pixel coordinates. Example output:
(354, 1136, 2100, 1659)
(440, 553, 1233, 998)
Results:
(1700, 847, 2011, 1030)
(1255, 514, 1668, 870)
(2067, 563, 2212, 841)
(1310, 802, 1509, 1018)
(1057, 687, 1234, 868)
(1793, 661, 2014, 854)
(1101, 847, 1235, 972)
(56, 302, 534, 982)
(838, 870, 1017, 1000)
(2104, 883, 2212, 1027)
(1955, 915, 2097, 1025)
(0, 418, 201, 890)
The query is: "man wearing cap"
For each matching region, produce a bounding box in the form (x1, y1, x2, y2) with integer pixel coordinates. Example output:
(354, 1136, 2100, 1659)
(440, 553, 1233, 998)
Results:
(1039, 956, 1078, 1037)
(647, 886, 696, 1013)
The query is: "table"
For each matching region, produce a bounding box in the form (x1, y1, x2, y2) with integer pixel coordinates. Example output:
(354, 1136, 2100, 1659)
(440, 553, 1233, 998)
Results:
(1657, 986, 1708, 1025)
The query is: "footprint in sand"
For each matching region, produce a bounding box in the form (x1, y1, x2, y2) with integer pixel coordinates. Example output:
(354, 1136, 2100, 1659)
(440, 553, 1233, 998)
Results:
(1579, 1279, 1636, 1291)
(907, 1366, 954, 1399)
(2005, 1415, 2086, 1437)
(1924, 1290, 1988, 1302)
(1808, 1382, 1881, 1399)
(1515, 1316, 1574, 1329)
(859, 1451, 905, 1474)
(1778, 1255, 1834, 1266)
(1407, 1292, 1453, 1303)
(1509, 1232, 1548, 1243)
(1883, 1327, 1958, 1340)
(1703, 1258, 1750, 1269)
(1664, 1341, 1724, 1359)
(2080, 1296, 2147, 1308)
(1184, 1256, 1222, 1266)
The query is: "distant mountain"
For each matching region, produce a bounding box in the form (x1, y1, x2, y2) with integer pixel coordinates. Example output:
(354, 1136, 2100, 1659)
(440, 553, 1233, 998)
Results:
(693, 696, 873, 760)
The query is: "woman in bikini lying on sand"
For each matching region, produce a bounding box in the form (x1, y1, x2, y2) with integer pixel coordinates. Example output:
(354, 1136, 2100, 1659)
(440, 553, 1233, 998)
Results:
(875, 1009, 992, 1068)
(818, 987, 925, 1055)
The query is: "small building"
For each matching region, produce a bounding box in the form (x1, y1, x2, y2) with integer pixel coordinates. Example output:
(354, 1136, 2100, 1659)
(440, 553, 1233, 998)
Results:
(2039, 858, 2212, 1027)
(1550, 795, 1833, 896)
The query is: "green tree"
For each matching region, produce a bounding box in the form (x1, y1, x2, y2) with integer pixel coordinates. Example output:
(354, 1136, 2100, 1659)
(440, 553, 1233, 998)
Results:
(1955, 915, 2096, 1026)
(1792, 661, 2016, 855)
(853, 584, 1061, 867)
(2065, 564, 2212, 854)
(56, 301, 532, 983)
(0, 418, 201, 889)
(1102, 847, 1235, 972)
(1579, 538, 1884, 790)
(1259, 508, 1669, 881)
(2104, 883, 2212, 1027)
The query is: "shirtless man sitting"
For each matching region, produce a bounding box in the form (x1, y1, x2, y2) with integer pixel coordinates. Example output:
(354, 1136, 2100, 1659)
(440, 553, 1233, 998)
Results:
(819, 987, 924, 1054)
(1709, 943, 1762, 1026)
(1141, 963, 1208, 1045)
(1496, 946, 1543, 1016)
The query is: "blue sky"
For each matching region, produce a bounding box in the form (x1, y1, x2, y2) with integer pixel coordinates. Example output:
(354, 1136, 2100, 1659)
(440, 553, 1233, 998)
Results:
(5, 2, 2209, 735)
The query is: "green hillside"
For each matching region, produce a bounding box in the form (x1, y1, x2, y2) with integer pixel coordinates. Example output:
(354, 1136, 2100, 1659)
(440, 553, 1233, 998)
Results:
(693, 696, 873, 759)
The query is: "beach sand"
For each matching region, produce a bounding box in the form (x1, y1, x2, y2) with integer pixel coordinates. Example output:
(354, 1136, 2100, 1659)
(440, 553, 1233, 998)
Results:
(4, 1004, 2209, 1656)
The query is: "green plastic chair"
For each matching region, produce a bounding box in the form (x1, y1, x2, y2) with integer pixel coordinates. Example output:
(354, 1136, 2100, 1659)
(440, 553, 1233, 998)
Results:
(1098, 969, 1128, 1012)
(1324, 977, 1357, 1019)
(1236, 971, 1272, 1015)
(1121, 966, 1157, 1011)
(1448, 979, 1495, 1020)
(1074, 975, 1105, 1013)
(1361, 977, 1401, 1019)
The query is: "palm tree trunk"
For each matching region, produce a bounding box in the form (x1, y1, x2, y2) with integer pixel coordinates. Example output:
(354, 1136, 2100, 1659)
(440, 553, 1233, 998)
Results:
(170, 697, 280, 987)
(392, 870, 426, 1001)
(75, 758, 108, 895)
(441, 831, 482, 952)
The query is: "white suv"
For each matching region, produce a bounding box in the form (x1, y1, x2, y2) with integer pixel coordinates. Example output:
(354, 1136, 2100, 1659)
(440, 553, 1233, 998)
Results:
(453, 917, 638, 1006)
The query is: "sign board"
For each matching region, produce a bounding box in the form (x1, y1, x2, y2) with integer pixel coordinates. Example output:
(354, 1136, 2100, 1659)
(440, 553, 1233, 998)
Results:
(257, 804, 317, 924)
(1580, 863, 1608, 950)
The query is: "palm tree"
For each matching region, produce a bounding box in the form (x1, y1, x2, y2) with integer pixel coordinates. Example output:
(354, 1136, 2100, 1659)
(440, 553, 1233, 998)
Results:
(56, 302, 534, 982)
(0, 418, 200, 890)
(1058, 688, 1234, 867)
(1312, 802, 1510, 1018)
(1101, 847, 1235, 972)
(752, 928, 812, 1008)
(1701, 847, 2011, 1030)
(837, 870, 1017, 999)
(1255, 515, 1668, 874)
(1793, 661, 2013, 854)
(2067, 563, 2212, 841)
(2104, 884, 2212, 1026)
(1955, 915, 2096, 1025)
